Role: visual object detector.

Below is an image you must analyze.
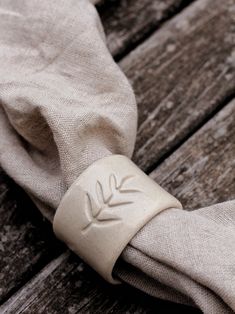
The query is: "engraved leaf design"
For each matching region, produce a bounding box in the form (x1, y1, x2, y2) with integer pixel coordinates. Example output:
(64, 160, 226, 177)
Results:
(82, 174, 140, 233)
(98, 210, 121, 221)
(85, 192, 99, 218)
(118, 175, 140, 193)
(108, 200, 133, 207)
(85, 193, 94, 220)
(96, 181, 106, 204)
(109, 173, 117, 191)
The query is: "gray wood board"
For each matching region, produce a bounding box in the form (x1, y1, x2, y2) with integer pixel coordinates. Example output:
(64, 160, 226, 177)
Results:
(98, 0, 194, 59)
(0, 172, 64, 304)
(120, 0, 235, 171)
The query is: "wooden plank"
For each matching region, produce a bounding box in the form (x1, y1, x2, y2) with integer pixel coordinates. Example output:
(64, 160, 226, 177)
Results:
(1, 0, 235, 306)
(98, 0, 194, 58)
(1, 97, 234, 313)
(119, 0, 235, 171)
(0, 173, 64, 304)
(0, 0, 191, 303)
(151, 99, 235, 209)
(0, 252, 200, 313)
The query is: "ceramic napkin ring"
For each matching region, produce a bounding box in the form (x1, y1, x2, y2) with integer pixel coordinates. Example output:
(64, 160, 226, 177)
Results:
(53, 155, 182, 284)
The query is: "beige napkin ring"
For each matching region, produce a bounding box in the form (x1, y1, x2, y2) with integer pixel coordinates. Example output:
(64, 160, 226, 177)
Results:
(53, 155, 182, 283)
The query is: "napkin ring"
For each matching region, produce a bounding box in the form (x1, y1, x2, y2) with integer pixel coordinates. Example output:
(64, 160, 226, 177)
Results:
(53, 155, 182, 283)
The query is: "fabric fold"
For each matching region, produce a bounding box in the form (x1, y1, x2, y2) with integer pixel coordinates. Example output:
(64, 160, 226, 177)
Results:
(0, 0, 137, 220)
(116, 201, 235, 313)
(0, 0, 234, 313)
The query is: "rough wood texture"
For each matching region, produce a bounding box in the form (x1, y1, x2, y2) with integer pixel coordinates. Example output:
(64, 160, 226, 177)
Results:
(98, 0, 193, 58)
(1, 95, 234, 314)
(0, 172, 64, 304)
(120, 0, 235, 171)
(0, 252, 200, 314)
(151, 99, 235, 209)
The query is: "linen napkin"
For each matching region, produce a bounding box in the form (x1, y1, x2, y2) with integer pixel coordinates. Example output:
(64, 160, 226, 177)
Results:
(0, 0, 234, 313)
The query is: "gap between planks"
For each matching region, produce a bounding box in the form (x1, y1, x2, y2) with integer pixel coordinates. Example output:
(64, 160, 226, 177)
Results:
(97, 0, 197, 60)
(121, 0, 235, 171)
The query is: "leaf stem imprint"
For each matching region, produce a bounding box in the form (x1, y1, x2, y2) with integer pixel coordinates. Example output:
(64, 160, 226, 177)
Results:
(82, 174, 139, 233)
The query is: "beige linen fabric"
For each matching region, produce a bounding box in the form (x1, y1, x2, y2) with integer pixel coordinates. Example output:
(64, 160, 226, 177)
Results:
(0, 0, 234, 313)
(0, 0, 137, 221)
(116, 201, 235, 313)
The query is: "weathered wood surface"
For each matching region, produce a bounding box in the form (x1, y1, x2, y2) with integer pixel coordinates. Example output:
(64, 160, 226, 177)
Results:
(98, 0, 194, 58)
(0, 253, 200, 314)
(151, 99, 235, 209)
(1, 93, 234, 314)
(0, 0, 191, 304)
(121, 0, 235, 171)
(0, 0, 234, 311)
(0, 171, 64, 304)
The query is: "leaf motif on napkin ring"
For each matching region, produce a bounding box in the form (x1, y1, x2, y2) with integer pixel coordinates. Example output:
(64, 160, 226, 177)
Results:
(82, 174, 140, 233)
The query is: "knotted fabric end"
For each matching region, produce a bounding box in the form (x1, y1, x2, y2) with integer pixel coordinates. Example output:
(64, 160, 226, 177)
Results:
(53, 155, 182, 283)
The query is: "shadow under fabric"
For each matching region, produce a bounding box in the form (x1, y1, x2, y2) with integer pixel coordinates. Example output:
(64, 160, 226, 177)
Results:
(0, 1, 234, 313)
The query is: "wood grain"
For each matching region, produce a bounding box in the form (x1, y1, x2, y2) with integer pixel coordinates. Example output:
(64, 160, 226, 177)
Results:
(119, 0, 235, 171)
(98, 0, 193, 58)
(1, 97, 234, 314)
(0, 172, 64, 304)
(0, 254, 200, 314)
(151, 99, 235, 209)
